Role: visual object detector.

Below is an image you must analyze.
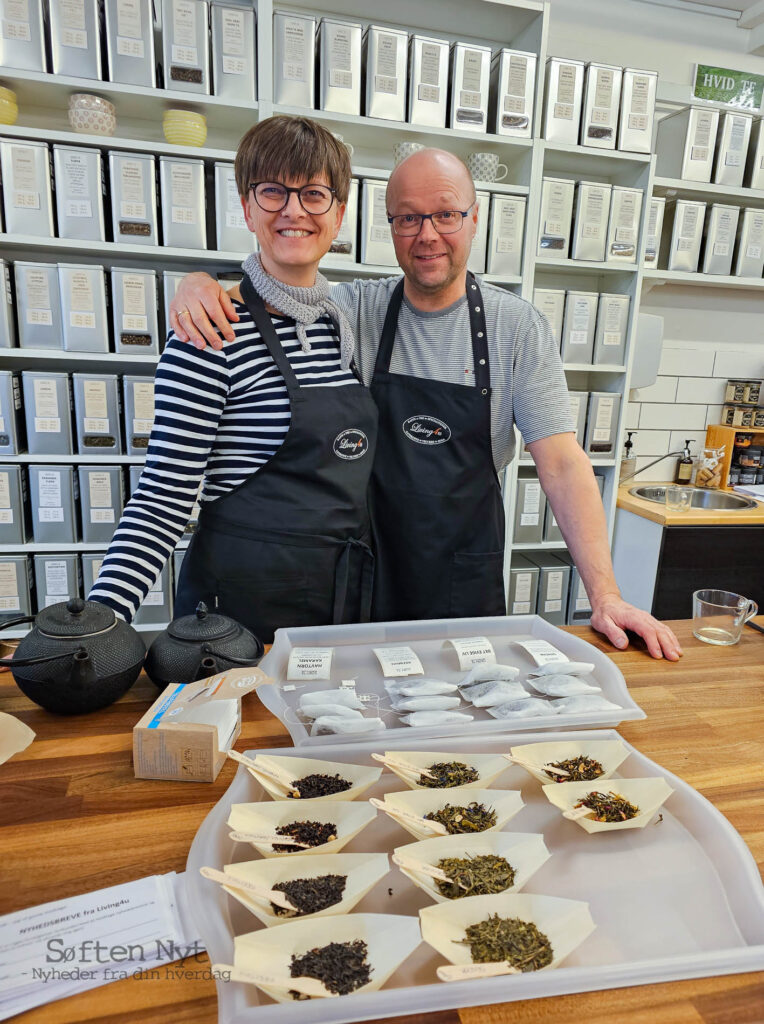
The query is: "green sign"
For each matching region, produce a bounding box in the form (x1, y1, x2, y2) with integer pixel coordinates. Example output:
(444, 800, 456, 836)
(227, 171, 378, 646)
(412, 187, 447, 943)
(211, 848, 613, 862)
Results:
(693, 64, 764, 111)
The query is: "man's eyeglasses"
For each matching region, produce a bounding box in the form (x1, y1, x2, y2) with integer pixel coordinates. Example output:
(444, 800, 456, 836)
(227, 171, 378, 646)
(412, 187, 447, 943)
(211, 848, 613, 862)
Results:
(387, 207, 474, 237)
(248, 182, 337, 215)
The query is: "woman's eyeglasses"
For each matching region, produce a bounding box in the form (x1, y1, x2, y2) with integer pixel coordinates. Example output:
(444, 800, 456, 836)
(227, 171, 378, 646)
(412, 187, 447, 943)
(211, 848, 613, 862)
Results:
(249, 182, 336, 215)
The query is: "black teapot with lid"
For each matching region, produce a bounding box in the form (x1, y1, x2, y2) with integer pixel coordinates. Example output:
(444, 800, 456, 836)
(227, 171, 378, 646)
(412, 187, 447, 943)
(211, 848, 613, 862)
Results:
(0, 598, 146, 715)
(144, 602, 264, 690)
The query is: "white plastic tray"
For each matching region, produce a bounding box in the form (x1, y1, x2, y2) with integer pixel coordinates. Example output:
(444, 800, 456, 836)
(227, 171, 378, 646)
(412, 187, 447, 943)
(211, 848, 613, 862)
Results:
(184, 729, 764, 1024)
(256, 615, 645, 746)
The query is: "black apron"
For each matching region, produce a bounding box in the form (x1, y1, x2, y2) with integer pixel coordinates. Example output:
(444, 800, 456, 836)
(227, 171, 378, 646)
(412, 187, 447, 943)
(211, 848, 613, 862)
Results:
(369, 273, 505, 622)
(175, 276, 378, 643)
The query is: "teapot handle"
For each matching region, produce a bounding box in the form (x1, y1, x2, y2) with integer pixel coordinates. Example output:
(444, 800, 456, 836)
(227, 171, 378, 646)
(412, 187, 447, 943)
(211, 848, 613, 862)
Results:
(202, 646, 264, 666)
(0, 615, 35, 632)
(0, 649, 77, 668)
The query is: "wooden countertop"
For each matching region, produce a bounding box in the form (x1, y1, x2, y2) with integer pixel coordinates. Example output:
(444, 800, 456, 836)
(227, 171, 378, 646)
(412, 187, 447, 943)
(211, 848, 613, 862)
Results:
(2, 619, 763, 1024)
(617, 482, 764, 526)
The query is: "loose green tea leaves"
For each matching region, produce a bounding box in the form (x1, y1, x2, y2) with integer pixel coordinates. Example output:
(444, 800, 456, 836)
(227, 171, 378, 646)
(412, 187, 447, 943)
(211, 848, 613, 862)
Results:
(419, 761, 480, 788)
(272, 820, 337, 852)
(289, 773, 353, 799)
(289, 939, 372, 998)
(545, 756, 605, 783)
(435, 854, 516, 899)
(575, 790, 640, 822)
(457, 914, 553, 971)
(271, 874, 347, 917)
(424, 801, 497, 834)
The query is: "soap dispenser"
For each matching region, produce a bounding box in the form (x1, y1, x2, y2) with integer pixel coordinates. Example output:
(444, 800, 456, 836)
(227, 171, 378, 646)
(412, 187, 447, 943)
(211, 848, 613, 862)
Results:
(620, 431, 637, 482)
(675, 439, 693, 484)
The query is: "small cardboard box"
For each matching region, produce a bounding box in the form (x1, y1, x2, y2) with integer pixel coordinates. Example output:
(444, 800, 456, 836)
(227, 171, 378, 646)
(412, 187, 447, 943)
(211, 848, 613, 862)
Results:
(133, 666, 271, 782)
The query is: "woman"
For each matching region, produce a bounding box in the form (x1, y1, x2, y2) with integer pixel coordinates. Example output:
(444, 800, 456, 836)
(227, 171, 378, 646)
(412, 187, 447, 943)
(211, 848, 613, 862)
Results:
(89, 116, 378, 643)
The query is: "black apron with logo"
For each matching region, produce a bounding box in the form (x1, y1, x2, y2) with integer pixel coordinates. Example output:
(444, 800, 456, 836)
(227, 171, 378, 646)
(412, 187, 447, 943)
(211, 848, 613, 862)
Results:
(369, 273, 505, 622)
(175, 276, 378, 643)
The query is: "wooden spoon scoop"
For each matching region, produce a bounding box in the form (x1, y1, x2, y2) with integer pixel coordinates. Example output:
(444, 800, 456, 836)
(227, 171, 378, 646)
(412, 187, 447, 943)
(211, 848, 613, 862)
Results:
(199, 866, 299, 911)
(369, 797, 449, 836)
(212, 963, 335, 998)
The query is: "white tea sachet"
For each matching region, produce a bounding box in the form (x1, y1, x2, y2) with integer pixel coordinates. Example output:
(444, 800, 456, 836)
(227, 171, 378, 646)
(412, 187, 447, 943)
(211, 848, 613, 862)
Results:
(400, 710, 474, 727)
(384, 677, 459, 697)
(486, 698, 554, 719)
(459, 680, 529, 706)
(391, 695, 462, 712)
(298, 704, 365, 720)
(310, 716, 386, 735)
(526, 661, 595, 678)
(299, 688, 364, 710)
(527, 674, 602, 697)
(460, 663, 520, 686)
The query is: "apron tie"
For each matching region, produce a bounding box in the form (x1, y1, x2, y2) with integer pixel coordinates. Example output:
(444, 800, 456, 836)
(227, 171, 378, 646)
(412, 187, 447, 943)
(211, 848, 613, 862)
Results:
(333, 537, 375, 625)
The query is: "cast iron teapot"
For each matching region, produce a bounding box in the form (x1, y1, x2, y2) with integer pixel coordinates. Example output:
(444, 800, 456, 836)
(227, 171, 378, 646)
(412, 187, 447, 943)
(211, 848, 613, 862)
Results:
(144, 602, 264, 690)
(0, 598, 146, 715)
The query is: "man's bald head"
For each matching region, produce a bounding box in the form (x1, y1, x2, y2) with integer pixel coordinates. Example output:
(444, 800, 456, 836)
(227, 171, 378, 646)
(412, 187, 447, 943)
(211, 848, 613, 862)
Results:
(386, 148, 476, 208)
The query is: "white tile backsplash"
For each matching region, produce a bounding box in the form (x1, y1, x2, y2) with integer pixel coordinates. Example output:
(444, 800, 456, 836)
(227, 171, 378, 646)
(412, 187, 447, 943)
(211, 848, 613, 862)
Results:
(639, 403, 708, 429)
(712, 349, 764, 379)
(658, 346, 715, 377)
(631, 430, 671, 456)
(668, 430, 708, 454)
(632, 376, 677, 403)
(625, 402, 640, 429)
(675, 377, 726, 404)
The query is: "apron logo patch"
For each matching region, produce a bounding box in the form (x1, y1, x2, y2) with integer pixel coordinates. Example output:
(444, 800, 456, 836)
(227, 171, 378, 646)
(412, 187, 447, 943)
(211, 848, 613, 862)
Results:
(333, 428, 369, 460)
(402, 415, 452, 446)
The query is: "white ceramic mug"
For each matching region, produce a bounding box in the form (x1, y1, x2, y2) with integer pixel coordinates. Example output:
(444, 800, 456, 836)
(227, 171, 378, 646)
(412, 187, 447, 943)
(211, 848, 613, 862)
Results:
(393, 141, 424, 166)
(467, 152, 508, 182)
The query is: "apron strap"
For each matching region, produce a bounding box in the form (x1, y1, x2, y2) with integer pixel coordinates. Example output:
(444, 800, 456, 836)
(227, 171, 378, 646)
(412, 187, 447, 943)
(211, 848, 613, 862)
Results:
(373, 278, 405, 376)
(240, 275, 301, 391)
(333, 537, 375, 624)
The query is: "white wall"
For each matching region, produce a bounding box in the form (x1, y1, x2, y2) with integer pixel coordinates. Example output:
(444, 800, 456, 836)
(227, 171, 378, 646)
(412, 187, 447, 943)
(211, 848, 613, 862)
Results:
(548, 0, 764, 479)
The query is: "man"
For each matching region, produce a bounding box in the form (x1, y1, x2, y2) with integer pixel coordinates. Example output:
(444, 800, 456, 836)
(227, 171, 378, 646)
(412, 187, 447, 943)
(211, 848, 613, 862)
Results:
(170, 148, 682, 661)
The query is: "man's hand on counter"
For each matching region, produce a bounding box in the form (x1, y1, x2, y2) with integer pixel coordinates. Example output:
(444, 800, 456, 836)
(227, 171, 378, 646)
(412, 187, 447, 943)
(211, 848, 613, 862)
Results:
(590, 593, 683, 661)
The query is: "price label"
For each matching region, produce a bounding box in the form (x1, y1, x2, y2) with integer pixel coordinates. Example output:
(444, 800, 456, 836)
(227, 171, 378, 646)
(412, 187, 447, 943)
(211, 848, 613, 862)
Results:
(511, 639, 569, 666)
(287, 647, 334, 681)
(445, 637, 496, 669)
(373, 646, 424, 678)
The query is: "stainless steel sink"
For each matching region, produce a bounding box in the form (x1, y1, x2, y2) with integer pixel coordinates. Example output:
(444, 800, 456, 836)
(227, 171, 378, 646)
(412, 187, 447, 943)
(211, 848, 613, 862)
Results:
(629, 486, 757, 511)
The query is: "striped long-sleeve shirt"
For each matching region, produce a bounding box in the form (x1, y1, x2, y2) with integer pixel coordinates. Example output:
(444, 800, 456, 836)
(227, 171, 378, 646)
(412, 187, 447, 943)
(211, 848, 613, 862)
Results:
(89, 300, 359, 622)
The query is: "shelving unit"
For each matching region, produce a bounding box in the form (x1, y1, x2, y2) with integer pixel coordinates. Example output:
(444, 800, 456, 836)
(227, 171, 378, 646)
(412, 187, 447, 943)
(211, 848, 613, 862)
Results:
(0, 0, 693, 632)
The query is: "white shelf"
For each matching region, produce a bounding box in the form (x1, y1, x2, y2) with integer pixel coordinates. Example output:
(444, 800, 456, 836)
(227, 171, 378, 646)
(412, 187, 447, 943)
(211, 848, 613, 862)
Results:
(483, 273, 523, 287)
(0, 234, 248, 268)
(512, 540, 569, 551)
(352, 164, 531, 197)
(0, 122, 235, 162)
(535, 257, 639, 274)
(0, 348, 160, 367)
(0, 542, 113, 553)
(10, 455, 145, 464)
(642, 269, 764, 291)
(0, 68, 259, 139)
(653, 176, 764, 208)
(543, 141, 652, 176)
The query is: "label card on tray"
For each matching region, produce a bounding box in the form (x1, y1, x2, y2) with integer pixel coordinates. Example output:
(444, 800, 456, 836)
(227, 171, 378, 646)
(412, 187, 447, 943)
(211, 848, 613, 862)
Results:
(287, 647, 334, 681)
(445, 636, 496, 669)
(511, 639, 569, 666)
(373, 646, 424, 678)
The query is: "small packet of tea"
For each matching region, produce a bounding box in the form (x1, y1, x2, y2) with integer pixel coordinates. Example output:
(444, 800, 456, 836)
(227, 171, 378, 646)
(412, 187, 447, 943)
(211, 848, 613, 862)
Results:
(299, 688, 364, 710)
(298, 703, 365, 720)
(310, 715, 386, 735)
(400, 710, 474, 727)
(384, 677, 459, 697)
(526, 661, 595, 678)
(551, 694, 622, 713)
(527, 674, 601, 697)
(391, 695, 462, 712)
(460, 663, 520, 686)
(459, 680, 530, 707)
(486, 698, 554, 720)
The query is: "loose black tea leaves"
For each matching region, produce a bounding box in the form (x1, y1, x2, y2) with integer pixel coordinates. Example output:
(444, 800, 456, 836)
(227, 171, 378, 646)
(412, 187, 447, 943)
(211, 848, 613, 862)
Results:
(272, 820, 337, 852)
(419, 761, 480, 788)
(289, 939, 372, 998)
(289, 773, 353, 799)
(545, 756, 605, 783)
(457, 914, 554, 971)
(271, 874, 348, 917)
(575, 790, 640, 822)
(435, 854, 516, 899)
(424, 801, 497, 834)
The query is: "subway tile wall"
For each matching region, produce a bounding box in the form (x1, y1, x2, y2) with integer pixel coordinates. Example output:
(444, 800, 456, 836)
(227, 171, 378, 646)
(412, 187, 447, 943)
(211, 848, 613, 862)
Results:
(625, 341, 764, 481)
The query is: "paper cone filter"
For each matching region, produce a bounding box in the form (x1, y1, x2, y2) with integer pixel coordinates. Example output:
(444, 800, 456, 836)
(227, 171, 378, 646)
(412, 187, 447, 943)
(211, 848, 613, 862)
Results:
(510, 739, 630, 786)
(228, 798, 377, 857)
(233, 912, 422, 1003)
(217, 853, 390, 926)
(382, 750, 509, 791)
(420, 892, 595, 970)
(240, 753, 382, 802)
(542, 777, 675, 833)
(393, 831, 550, 904)
(380, 788, 524, 841)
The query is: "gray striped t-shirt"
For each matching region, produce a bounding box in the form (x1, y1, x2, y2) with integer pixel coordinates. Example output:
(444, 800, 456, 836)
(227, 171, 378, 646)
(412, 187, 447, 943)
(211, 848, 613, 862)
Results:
(332, 276, 575, 473)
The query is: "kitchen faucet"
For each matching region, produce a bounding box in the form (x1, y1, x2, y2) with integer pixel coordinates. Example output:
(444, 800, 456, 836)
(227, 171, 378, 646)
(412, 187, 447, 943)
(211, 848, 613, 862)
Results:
(619, 450, 685, 484)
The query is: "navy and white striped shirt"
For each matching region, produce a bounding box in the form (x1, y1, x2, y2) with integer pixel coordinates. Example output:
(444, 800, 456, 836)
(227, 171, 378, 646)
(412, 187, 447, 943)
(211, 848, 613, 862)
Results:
(89, 299, 359, 622)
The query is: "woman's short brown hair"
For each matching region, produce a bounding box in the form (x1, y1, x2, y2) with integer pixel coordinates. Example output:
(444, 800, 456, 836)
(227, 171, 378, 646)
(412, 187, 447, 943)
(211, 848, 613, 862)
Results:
(235, 115, 351, 204)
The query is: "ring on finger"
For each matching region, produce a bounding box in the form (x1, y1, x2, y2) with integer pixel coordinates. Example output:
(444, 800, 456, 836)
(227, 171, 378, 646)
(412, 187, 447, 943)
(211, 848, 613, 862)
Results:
(177, 308, 191, 319)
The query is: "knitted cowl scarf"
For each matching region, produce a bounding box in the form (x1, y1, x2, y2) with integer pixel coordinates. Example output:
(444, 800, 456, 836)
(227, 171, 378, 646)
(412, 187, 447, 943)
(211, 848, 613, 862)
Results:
(242, 251, 354, 370)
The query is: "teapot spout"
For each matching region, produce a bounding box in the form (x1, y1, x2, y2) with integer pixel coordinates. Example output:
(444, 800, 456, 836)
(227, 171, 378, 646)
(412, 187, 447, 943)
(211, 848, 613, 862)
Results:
(70, 649, 98, 690)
